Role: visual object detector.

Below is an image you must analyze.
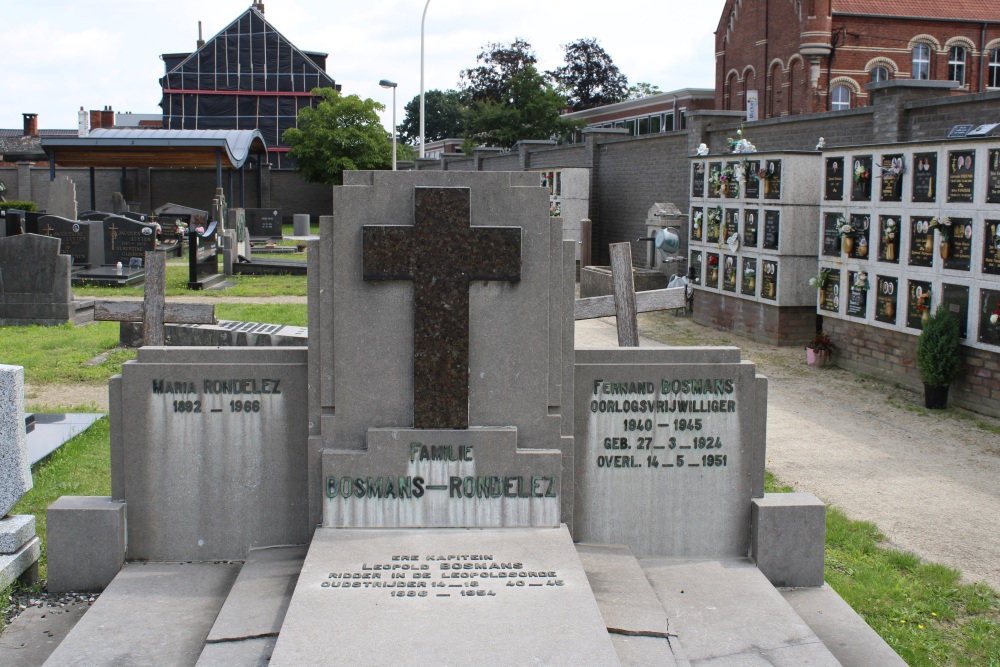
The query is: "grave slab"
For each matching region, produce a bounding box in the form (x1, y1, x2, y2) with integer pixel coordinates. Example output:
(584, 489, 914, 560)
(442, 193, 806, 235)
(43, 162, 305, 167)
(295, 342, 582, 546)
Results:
(26, 413, 103, 465)
(0, 365, 31, 517)
(0, 598, 91, 667)
(270, 526, 619, 666)
(0, 537, 40, 590)
(40, 562, 240, 667)
(0, 514, 35, 553)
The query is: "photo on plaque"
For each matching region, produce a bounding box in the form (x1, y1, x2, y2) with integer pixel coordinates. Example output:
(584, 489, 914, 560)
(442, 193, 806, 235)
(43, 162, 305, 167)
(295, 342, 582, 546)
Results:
(825, 157, 844, 200)
(879, 154, 904, 202)
(763, 210, 780, 250)
(689, 251, 702, 285)
(708, 162, 722, 197)
(942, 219, 972, 272)
(879, 215, 900, 263)
(745, 160, 761, 199)
(988, 149, 1000, 204)
(978, 288, 1000, 346)
(875, 275, 898, 324)
(984, 220, 1000, 275)
(940, 284, 969, 339)
(760, 260, 777, 300)
(743, 210, 758, 247)
(846, 270, 869, 319)
(911, 152, 937, 203)
(741, 257, 757, 296)
(691, 208, 703, 242)
(692, 162, 706, 198)
(906, 280, 933, 330)
(722, 255, 738, 292)
(908, 216, 934, 268)
(822, 212, 842, 257)
(819, 269, 840, 313)
(763, 159, 782, 199)
(705, 252, 720, 288)
(724, 208, 740, 241)
(848, 214, 871, 260)
(947, 149, 975, 203)
(850, 155, 873, 202)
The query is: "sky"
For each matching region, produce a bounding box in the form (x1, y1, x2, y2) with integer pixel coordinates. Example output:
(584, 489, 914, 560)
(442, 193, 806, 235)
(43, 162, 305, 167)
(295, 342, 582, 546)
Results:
(2, 0, 725, 133)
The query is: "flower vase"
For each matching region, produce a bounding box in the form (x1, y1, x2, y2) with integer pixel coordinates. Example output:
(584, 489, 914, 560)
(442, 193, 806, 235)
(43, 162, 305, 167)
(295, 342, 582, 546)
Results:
(939, 240, 951, 260)
(841, 236, 854, 254)
(884, 243, 896, 262)
(747, 277, 755, 292)
(806, 348, 830, 367)
(921, 309, 930, 326)
(924, 235, 933, 253)
(858, 241, 868, 258)
(766, 283, 775, 299)
(884, 301, 895, 319)
(708, 268, 718, 285)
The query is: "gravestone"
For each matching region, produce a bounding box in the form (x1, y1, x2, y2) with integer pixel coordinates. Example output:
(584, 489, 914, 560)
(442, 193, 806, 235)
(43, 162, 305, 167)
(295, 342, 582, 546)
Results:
(245, 208, 283, 239)
(0, 365, 41, 589)
(46, 175, 78, 220)
(103, 215, 156, 267)
(188, 221, 225, 290)
(38, 215, 103, 269)
(0, 233, 94, 326)
(0, 209, 25, 237)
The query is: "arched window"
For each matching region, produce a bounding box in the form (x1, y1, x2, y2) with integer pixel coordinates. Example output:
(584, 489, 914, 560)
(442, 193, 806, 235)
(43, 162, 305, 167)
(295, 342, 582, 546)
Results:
(726, 72, 739, 111)
(769, 63, 784, 118)
(831, 85, 851, 111)
(948, 46, 966, 84)
(869, 66, 889, 83)
(912, 44, 931, 80)
(989, 49, 1000, 88)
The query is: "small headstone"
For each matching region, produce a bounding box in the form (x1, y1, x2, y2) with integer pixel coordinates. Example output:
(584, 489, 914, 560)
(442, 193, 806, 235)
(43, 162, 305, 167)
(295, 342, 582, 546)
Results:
(103, 215, 156, 267)
(0, 366, 32, 517)
(188, 221, 224, 290)
(46, 175, 78, 220)
(244, 208, 282, 239)
(0, 233, 91, 326)
(38, 215, 104, 269)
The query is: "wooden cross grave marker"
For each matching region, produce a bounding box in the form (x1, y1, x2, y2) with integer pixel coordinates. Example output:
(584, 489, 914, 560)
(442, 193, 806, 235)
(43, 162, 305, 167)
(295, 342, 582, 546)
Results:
(94, 251, 216, 346)
(573, 242, 687, 346)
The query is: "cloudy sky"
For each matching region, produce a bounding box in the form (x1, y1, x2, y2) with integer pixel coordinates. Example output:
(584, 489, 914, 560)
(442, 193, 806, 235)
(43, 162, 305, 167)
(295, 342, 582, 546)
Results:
(3, 0, 725, 132)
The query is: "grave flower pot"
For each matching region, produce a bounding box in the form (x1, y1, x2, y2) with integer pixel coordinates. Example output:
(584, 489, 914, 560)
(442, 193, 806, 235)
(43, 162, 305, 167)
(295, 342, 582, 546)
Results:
(858, 239, 868, 258)
(884, 243, 896, 262)
(939, 240, 951, 260)
(841, 236, 854, 254)
(924, 235, 934, 253)
(806, 348, 830, 367)
(923, 383, 949, 409)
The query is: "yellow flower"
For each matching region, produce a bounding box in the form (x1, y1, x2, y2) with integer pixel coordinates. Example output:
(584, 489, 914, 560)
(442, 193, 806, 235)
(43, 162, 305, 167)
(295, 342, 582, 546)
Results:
(931, 612, 937, 617)
(918, 625, 924, 629)
(900, 620, 906, 624)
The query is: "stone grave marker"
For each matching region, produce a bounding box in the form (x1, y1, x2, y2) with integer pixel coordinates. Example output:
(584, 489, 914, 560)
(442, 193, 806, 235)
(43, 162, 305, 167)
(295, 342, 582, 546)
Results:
(102, 215, 157, 267)
(0, 365, 41, 589)
(0, 233, 94, 326)
(38, 215, 103, 269)
(244, 208, 282, 239)
(46, 175, 78, 220)
(188, 220, 225, 289)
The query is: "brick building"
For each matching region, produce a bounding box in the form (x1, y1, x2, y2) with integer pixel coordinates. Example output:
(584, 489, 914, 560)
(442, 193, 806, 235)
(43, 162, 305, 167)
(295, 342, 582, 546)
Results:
(715, 0, 1000, 118)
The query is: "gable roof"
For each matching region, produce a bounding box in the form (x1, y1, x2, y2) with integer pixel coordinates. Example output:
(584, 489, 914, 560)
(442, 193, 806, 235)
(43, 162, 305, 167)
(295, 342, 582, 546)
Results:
(832, 0, 1000, 22)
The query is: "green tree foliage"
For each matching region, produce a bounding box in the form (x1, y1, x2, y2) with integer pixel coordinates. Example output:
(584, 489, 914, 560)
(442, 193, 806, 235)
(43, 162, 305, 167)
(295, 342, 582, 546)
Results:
(548, 38, 628, 111)
(283, 88, 392, 185)
(397, 89, 466, 146)
(459, 38, 538, 104)
(626, 82, 663, 100)
(916, 305, 963, 387)
(463, 66, 582, 151)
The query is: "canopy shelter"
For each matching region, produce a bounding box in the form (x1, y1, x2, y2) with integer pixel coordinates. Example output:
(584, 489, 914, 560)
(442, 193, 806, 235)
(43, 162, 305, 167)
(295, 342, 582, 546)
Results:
(40, 128, 268, 210)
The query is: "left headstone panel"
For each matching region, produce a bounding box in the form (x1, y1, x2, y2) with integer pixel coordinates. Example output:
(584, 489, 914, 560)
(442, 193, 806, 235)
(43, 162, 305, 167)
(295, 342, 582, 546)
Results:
(0, 365, 32, 517)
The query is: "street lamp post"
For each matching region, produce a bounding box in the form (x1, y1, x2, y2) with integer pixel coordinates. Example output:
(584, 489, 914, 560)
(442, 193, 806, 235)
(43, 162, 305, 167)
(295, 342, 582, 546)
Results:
(420, 0, 431, 158)
(380, 79, 398, 171)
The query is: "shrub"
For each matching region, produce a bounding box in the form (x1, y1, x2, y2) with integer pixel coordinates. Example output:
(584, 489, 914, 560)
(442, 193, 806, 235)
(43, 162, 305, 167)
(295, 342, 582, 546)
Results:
(0, 199, 39, 212)
(915, 305, 962, 387)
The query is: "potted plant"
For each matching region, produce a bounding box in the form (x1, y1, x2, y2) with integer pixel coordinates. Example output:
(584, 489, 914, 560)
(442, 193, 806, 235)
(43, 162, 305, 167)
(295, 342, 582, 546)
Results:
(806, 332, 835, 367)
(915, 305, 963, 409)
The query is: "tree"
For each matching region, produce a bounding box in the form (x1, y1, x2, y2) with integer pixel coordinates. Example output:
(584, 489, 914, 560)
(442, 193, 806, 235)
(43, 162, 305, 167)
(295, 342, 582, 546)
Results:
(397, 89, 466, 146)
(626, 82, 663, 100)
(548, 38, 629, 111)
(282, 88, 392, 185)
(463, 65, 583, 151)
(459, 38, 538, 104)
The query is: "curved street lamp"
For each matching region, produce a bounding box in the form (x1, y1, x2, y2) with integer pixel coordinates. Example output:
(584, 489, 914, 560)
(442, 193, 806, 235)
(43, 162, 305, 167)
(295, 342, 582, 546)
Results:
(380, 79, 398, 171)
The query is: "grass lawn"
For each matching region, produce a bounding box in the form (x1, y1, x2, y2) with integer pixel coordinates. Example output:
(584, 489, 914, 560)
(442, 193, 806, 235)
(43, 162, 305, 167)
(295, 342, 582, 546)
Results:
(73, 260, 307, 299)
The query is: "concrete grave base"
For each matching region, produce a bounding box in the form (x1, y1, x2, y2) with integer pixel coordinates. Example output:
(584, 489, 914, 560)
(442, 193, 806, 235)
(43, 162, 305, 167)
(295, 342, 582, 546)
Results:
(0, 536, 40, 590)
(46, 496, 125, 593)
(751, 492, 826, 588)
(0, 514, 35, 554)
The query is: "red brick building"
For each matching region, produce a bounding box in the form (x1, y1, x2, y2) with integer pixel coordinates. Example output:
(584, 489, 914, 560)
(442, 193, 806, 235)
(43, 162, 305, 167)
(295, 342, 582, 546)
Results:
(715, 0, 1000, 118)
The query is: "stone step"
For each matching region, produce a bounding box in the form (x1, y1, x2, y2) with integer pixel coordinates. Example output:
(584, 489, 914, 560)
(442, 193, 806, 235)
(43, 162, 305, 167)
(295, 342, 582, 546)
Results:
(195, 545, 307, 667)
(41, 562, 240, 667)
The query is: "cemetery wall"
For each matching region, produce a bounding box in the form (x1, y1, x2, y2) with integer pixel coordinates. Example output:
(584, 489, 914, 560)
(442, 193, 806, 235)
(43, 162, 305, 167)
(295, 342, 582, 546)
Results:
(527, 145, 589, 169)
(695, 107, 877, 155)
(693, 291, 817, 344)
(904, 92, 1000, 142)
(479, 153, 522, 171)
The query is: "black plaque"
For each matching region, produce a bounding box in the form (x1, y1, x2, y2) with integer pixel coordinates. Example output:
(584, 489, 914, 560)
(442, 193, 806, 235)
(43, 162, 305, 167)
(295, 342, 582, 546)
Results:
(743, 210, 758, 247)
(741, 257, 757, 296)
(820, 269, 841, 313)
(691, 208, 703, 242)
(879, 154, 904, 202)
(850, 155, 873, 201)
(722, 255, 738, 292)
(724, 208, 739, 242)
(846, 271, 869, 318)
(906, 280, 933, 330)
(725, 162, 740, 199)
(878, 215, 900, 263)
(39, 216, 99, 268)
(908, 217, 934, 267)
(760, 260, 777, 300)
(763, 210, 779, 250)
(988, 149, 1000, 204)
(692, 162, 706, 198)
(188, 221, 220, 287)
(848, 214, 871, 260)
(104, 216, 156, 266)
(822, 213, 841, 257)
(875, 276, 898, 324)
(689, 251, 702, 286)
(156, 213, 189, 239)
(947, 150, 975, 203)
(708, 163, 722, 197)
(911, 152, 938, 203)
(941, 284, 969, 339)
(978, 288, 1000, 346)
(245, 208, 283, 239)
(705, 253, 720, 288)
(706, 208, 722, 244)
(763, 159, 781, 199)
(744, 161, 761, 199)
(825, 157, 844, 201)
(984, 220, 1000, 275)
(943, 219, 973, 271)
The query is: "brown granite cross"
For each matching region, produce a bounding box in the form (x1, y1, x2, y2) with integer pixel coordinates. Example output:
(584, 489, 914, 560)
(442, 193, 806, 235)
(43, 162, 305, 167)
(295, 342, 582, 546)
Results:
(363, 187, 521, 429)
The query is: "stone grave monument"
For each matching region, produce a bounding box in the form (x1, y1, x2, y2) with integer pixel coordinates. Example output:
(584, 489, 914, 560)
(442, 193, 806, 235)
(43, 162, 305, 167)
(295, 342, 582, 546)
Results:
(37, 216, 103, 270)
(46, 175, 78, 221)
(0, 233, 95, 326)
(244, 208, 282, 240)
(0, 365, 41, 589)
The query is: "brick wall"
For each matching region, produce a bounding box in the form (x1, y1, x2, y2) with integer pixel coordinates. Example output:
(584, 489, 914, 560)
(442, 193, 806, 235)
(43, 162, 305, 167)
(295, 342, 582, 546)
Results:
(693, 290, 818, 346)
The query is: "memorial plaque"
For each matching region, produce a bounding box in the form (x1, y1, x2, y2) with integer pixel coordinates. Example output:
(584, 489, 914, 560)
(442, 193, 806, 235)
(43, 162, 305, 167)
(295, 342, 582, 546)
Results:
(906, 280, 932, 330)
(156, 213, 189, 239)
(103, 216, 156, 267)
(850, 155, 873, 201)
(245, 208, 283, 239)
(984, 220, 1000, 275)
(709, 162, 722, 197)
(690, 251, 702, 285)
(908, 216, 934, 267)
(912, 152, 938, 203)
(822, 213, 841, 257)
(875, 276, 898, 324)
(691, 208, 703, 242)
(988, 149, 1000, 204)
(760, 260, 777, 300)
(825, 157, 844, 200)
(743, 210, 758, 247)
(692, 162, 706, 198)
(39, 216, 101, 268)
(705, 253, 720, 288)
(741, 257, 757, 296)
(722, 255, 737, 292)
(848, 214, 871, 260)
(763, 159, 781, 199)
(724, 208, 739, 241)
(879, 154, 904, 202)
(846, 271, 868, 318)
(978, 288, 1000, 346)
(879, 215, 900, 263)
(940, 284, 969, 339)
(943, 218, 973, 272)
(947, 150, 976, 203)
(725, 162, 741, 199)
(706, 207, 722, 244)
(820, 269, 840, 313)
(744, 160, 761, 198)
(762, 210, 779, 250)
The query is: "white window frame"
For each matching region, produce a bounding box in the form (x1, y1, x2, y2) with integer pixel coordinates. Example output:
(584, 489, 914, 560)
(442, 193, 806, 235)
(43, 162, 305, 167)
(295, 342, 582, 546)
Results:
(948, 46, 966, 85)
(989, 49, 1000, 89)
(831, 85, 851, 111)
(912, 44, 931, 80)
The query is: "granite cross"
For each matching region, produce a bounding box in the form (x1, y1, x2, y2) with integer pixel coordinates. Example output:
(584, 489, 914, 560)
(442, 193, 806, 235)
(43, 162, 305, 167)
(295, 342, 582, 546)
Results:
(362, 187, 521, 429)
